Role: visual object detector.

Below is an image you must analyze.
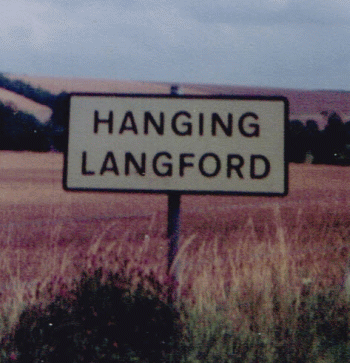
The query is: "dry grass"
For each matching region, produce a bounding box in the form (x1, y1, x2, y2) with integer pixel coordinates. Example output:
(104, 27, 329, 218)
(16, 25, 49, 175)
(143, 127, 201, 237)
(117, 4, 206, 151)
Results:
(0, 214, 165, 333)
(0, 152, 350, 360)
(0, 202, 349, 357)
(175, 204, 350, 361)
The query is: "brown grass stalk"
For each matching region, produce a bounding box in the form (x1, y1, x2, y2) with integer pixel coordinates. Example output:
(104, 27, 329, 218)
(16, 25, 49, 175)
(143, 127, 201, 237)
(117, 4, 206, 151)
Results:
(0, 201, 349, 360)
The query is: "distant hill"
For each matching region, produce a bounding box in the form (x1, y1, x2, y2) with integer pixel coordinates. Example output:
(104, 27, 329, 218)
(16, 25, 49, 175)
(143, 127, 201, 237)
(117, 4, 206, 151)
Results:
(0, 87, 52, 123)
(6, 73, 350, 129)
(6, 74, 200, 95)
(185, 83, 350, 130)
(1, 73, 350, 163)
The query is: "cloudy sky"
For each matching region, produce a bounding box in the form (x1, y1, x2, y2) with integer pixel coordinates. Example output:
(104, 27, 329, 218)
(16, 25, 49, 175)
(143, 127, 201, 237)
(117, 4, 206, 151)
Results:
(1, 0, 350, 90)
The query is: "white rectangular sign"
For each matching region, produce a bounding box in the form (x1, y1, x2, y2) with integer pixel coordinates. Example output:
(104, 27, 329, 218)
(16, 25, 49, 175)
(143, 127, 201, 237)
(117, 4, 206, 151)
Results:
(64, 94, 288, 195)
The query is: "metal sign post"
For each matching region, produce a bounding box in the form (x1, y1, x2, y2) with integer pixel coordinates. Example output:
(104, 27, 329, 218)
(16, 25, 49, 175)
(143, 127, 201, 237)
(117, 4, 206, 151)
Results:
(167, 87, 182, 300)
(167, 191, 181, 299)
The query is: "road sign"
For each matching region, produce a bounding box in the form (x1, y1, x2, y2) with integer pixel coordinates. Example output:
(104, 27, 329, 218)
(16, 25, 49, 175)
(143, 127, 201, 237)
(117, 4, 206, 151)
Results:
(64, 94, 288, 195)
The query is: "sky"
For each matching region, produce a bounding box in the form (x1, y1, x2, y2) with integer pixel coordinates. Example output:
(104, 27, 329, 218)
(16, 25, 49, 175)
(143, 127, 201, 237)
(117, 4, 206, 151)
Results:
(1, 0, 350, 91)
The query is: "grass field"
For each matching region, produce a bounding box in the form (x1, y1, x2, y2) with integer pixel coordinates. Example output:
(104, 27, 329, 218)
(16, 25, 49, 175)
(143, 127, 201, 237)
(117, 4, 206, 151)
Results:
(0, 151, 350, 361)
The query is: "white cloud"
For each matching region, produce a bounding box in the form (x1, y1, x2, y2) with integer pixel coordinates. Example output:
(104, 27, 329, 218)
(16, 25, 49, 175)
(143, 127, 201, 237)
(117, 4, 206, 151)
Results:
(0, 0, 80, 50)
(0, 1, 47, 47)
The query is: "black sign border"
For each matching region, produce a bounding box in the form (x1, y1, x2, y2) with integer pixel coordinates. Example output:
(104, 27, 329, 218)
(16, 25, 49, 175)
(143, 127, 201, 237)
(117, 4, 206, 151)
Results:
(63, 93, 289, 196)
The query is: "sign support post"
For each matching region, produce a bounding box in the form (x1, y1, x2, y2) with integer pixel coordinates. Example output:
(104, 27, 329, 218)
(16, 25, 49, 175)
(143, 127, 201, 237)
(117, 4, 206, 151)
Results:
(167, 191, 181, 301)
(167, 191, 181, 270)
(167, 87, 182, 303)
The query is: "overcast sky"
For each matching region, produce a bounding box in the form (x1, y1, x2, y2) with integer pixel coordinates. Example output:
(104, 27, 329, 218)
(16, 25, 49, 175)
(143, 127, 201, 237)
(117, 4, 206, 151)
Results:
(1, 0, 350, 91)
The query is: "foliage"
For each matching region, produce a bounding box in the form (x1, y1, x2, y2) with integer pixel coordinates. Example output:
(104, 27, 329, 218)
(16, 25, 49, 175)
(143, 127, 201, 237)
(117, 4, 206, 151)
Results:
(0, 73, 68, 151)
(45, 91, 69, 152)
(287, 120, 308, 163)
(0, 74, 56, 108)
(179, 287, 349, 362)
(0, 101, 50, 151)
(287, 112, 350, 165)
(0, 200, 349, 361)
(2, 268, 180, 362)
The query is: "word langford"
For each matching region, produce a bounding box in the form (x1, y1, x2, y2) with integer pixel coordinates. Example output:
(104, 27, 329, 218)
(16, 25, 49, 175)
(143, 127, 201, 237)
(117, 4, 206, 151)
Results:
(82, 151, 271, 179)
(65, 95, 287, 194)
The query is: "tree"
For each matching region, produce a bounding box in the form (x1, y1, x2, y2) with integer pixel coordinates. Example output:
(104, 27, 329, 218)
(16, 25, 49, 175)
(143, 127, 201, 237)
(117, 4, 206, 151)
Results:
(304, 120, 322, 163)
(287, 120, 307, 163)
(0, 101, 50, 151)
(0, 73, 66, 151)
(323, 112, 347, 164)
(46, 92, 69, 151)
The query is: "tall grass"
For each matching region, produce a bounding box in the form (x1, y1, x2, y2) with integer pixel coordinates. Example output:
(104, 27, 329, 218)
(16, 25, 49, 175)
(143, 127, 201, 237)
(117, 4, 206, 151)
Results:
(175, 204, 350, 361)
(0, 203, 349, 361)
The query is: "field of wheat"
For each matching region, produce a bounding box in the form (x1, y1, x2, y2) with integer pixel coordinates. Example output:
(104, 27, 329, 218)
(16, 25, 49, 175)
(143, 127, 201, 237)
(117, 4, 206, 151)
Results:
(0, 151, 349, 361)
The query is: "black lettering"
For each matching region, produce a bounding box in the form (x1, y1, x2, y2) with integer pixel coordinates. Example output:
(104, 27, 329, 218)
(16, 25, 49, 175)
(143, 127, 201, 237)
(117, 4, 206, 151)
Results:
(81, 151, 95, 175)
(250, 155, 270, 179)
(144, 112, 164, 135)
(100, 151, 119, 175)
(239, 112, 260, 137)
(125, 152, 146, 176)
(199, 113, 204, 136)
(119, 111, 138, 134)
(212, 113, 233, 136)
(153, 152, 172, 176)
(94, 110, 113, 134)
(179, 153, 194, 176)
(227, 154, 244, 178)
(171, 111, 192, 136)
(199, 153, 221, 177)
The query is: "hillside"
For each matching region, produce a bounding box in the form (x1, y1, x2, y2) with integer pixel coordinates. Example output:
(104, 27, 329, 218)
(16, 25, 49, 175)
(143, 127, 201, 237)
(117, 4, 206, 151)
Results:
(6, 74, 205, 96)
(0, 87, 52, 123)
(184, 83, 350, 130)
(5, 73, 350, 129)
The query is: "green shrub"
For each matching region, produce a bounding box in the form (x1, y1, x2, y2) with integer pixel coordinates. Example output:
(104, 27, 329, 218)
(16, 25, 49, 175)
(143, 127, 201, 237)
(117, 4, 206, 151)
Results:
(6, 268, 180, 362)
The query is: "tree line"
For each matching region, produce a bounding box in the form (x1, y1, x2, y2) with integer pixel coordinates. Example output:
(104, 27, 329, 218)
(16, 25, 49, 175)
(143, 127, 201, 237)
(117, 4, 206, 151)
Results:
(288, 112, 350, 165)
(0, 73, 350, 164)
(0, 73, 68, 152)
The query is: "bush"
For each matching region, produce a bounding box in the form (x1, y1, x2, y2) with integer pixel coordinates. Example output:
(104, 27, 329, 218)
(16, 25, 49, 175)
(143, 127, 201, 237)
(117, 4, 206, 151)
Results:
(0, 101, 51, 151)
(5, 268, 180, 362)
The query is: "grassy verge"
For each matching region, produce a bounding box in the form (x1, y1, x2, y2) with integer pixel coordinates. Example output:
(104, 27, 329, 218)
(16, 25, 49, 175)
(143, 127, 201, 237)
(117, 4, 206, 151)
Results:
(0, 204, 349, 361)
